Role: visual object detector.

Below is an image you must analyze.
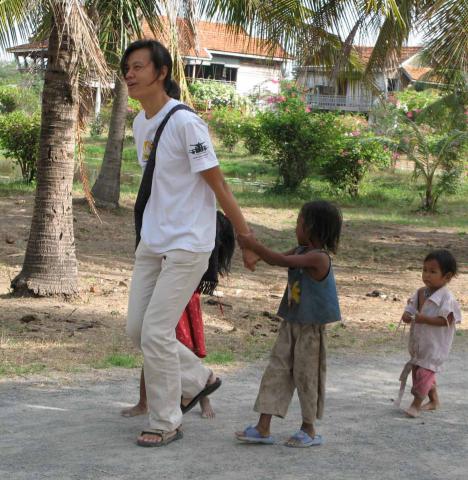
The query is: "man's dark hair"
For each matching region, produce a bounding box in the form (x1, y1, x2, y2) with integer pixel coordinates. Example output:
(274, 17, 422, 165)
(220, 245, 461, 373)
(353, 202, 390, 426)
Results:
(121, 39, 180, 98)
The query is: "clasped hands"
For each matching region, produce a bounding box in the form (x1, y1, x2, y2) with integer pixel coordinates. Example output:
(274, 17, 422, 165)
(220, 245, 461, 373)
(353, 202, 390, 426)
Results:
(238, 230, 259, 272)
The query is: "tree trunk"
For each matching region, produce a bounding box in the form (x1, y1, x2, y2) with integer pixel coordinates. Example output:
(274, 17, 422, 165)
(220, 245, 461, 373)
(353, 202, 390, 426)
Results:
(11, 21, 79, 296)
(91, 77, 128, 208)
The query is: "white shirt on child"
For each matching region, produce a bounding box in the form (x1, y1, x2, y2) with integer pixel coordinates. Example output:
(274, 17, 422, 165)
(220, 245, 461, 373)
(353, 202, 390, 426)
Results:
(404, 286, 462, 372)
(133, 99, 219, 253)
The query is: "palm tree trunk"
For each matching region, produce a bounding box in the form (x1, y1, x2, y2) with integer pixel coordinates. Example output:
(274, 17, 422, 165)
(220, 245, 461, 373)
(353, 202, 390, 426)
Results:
(91, 77, 128, 208)
(11, 21, 79, 296)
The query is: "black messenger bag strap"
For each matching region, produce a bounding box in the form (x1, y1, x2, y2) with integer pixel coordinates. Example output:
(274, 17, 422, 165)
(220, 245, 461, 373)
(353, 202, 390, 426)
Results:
(134, 104, 195, 248)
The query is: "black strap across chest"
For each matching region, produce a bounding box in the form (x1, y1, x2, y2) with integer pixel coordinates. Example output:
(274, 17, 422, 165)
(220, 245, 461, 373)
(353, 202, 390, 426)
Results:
(134, 104, 195, 247)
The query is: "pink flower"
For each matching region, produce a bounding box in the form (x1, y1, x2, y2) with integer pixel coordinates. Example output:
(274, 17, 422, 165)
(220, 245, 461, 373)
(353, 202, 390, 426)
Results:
(392, 152, 400, 159)
(278, 95, 286, 102)
(271, 79, 279, 84)
(351, 130, 361, 136)
(305, 106, 311, 113)
(267, 96, 274, 104)
(407, 111, 414, 118)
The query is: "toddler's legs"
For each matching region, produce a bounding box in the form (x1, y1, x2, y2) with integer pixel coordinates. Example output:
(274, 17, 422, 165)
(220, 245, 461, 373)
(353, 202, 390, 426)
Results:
(421, 385, 440, 411)
(407, 366, 436, 418)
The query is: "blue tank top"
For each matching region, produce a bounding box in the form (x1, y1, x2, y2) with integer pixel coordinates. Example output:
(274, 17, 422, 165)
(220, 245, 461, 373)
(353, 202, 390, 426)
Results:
(277, 246, 341, 325)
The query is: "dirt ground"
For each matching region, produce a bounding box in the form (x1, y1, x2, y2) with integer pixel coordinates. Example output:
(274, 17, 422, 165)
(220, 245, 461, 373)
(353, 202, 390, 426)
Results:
(1, 351, 468, 480)
(0, 193, 467, 375)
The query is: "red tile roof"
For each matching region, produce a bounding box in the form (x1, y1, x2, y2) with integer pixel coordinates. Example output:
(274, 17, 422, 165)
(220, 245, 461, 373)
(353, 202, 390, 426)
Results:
(403, 65, 433, 81)
(355, 46, 422, 65)
(143, 19, 287, 60)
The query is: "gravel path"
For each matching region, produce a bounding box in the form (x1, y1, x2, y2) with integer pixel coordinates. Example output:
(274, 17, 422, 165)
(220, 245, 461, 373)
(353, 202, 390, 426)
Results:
(1, 349, 467, 480)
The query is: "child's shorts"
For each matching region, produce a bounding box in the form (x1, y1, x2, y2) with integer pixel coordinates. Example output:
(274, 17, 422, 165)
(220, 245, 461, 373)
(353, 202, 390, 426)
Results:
(411, 365, 436, 399)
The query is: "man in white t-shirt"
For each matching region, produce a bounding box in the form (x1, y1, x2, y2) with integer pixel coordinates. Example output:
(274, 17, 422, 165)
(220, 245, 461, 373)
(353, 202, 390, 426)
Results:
(122, 40, 258, 447)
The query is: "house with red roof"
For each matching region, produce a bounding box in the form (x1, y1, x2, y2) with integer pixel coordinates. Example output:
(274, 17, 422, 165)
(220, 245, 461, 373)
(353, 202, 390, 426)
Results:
(7, 20, 289, 97)
(143, 19, 289, 95)
(296, 46, 423, 112)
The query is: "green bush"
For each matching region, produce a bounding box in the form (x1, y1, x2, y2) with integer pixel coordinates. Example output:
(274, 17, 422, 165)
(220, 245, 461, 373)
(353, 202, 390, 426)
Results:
(0, 85, 41, 115)
(0, 111, 41, 183)
(321, 135, 392, 197)
(0, 86, 19, 113)
(257, 82, 339, 191)
(89, 114, 105, 137)
(240, 116, 264, 154)
(209, 107, 244, 151)
(188, 80, 245, 109)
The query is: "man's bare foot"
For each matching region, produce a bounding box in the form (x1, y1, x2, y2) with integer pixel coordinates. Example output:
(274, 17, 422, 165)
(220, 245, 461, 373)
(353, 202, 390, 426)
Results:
(200, 396, 215, 419)
(421, 400, 440, 411)
(121, 403, 148, 417)
(405, 405, 421, 418)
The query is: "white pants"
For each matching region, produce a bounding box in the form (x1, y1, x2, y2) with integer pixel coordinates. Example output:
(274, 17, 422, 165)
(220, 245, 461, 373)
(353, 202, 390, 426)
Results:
(127, 241, 211, 431)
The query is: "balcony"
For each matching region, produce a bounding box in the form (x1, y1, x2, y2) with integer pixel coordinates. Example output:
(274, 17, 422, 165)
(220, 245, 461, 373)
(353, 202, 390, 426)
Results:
(305, 94, 375, 112)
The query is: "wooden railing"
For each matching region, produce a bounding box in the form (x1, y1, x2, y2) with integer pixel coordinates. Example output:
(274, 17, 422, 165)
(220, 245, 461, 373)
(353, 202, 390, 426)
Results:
(305, 93, 375, 112)
(186, 77, 236, 86)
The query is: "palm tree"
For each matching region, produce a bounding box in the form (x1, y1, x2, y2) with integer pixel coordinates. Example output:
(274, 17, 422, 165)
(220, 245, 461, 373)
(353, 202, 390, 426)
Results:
(91, 0, 193, 209)
(1, 0, 465, 295)
(1, 0, 161, 294)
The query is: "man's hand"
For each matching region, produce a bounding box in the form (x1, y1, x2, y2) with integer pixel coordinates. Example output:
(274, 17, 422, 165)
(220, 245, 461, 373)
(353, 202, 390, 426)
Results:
(237, 231, 257, 250)
(242, 248, 260, 271)
(402, 312, 413, 324)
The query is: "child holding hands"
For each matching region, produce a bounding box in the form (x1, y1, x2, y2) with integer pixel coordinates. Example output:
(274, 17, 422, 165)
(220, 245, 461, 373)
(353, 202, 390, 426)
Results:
(235, 201, 342, 447)
(396, 249, 462, 418)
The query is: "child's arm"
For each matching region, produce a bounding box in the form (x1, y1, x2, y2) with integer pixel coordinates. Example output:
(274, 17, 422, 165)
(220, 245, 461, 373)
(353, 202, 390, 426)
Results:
(415, 312, 454, 327)
(237, 234, 328, 271)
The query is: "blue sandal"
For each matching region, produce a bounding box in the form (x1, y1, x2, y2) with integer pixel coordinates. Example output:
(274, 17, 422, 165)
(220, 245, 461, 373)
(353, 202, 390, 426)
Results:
(285, 430, 323, 448)
(235, 425, 275, 444)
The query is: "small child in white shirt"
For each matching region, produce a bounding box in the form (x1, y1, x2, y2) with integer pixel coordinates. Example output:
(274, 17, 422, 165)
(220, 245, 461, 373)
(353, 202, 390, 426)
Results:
(396, 249, 462, 418)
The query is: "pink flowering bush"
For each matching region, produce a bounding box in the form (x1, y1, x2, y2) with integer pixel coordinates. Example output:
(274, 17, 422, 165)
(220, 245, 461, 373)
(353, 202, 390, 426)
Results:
(257, 82, 339, 190)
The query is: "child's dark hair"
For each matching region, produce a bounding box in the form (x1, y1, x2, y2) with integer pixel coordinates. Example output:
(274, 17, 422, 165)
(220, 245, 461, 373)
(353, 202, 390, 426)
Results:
(300, 201, 342, 254)
(120, 39, 180, 99)
(424, 249, 457, 276)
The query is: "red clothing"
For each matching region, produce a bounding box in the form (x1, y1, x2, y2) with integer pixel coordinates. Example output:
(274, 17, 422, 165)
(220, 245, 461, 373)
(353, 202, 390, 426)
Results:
(175, 292, 206, 358)
(411, 365, 436, 399)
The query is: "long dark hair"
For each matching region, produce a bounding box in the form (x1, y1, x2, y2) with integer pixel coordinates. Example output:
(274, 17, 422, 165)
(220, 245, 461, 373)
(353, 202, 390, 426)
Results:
(300, 201, 342, 254)
(121, 39, 180, 99)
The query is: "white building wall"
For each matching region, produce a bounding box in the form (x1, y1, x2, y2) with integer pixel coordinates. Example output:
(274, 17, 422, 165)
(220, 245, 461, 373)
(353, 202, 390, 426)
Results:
(236, 63, 282, 95)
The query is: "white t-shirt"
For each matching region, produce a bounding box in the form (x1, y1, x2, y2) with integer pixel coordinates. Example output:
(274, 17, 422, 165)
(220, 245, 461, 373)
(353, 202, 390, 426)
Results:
(133, 99, 218, 253)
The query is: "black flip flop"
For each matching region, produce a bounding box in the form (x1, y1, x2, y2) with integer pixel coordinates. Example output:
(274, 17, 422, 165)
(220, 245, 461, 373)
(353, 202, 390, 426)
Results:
(181, 377, 222, 414)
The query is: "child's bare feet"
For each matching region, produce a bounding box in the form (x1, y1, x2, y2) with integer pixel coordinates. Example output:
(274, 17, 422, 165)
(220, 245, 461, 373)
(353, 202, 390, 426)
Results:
(200, 396, 215, 419)
(121, 403, 148, 417)
(405, 405, 421, 418)
(421, 400, 440, 411)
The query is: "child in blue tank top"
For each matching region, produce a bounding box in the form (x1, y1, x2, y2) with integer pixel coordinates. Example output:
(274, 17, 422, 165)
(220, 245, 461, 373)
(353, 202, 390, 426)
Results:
(235, 200, 342, 447)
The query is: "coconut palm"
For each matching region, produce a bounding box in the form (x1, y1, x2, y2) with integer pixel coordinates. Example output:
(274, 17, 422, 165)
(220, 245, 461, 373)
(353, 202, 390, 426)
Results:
(0, 0, 164, 294)
(1, 0, 465, 295)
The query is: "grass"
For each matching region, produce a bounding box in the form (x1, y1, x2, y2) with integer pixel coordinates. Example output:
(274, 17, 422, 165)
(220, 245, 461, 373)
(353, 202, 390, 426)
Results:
(94, 353, 141, 369)
(204, 350, 235, 365)
(0, 362, 46, 377)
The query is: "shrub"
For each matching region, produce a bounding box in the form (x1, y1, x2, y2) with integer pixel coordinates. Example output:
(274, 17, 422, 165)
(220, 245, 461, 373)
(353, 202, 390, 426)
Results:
(240, 116, 264, 154)
(188, 80, 240, 109)
(209, 107, 244, 151)
(321, 135, 392, 197)
(257, 82, 339, 191)
(0, 85, 41, 114)
(0, 111, 41, 183)
(89, 114, 105, 137)
(0, 86, 19, 113)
